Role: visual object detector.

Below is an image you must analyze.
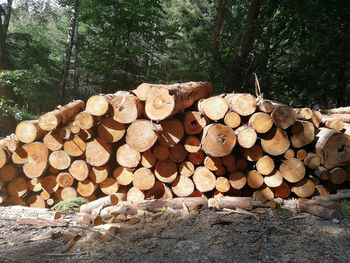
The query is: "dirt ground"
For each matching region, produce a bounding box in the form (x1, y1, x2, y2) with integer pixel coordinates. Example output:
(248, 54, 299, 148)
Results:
(0, 205, 349, 263)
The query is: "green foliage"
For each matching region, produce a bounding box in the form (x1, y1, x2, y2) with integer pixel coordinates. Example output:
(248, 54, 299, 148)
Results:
(340, 199, 350, 217)
(52, 197, 88, 213)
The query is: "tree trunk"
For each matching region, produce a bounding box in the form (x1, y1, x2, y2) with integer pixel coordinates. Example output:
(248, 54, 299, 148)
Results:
(59, 0, 79, 103)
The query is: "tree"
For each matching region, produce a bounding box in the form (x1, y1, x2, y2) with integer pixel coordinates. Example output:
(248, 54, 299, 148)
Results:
(59, 0, 79, 104)
(0, 0, 16, 136)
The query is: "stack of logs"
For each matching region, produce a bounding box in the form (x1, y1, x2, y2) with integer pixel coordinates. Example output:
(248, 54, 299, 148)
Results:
(0, 81, 350, 208)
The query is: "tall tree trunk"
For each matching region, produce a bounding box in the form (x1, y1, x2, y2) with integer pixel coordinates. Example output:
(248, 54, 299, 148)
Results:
(73, 23, 79, 97)
(2, 0, 12, 38)
(337, 23, 349, 106)
(59, 0, 79, 104)
(212, 0, 227, 67)
(230, 0, 262, 91)
(0, 3, 16, 136)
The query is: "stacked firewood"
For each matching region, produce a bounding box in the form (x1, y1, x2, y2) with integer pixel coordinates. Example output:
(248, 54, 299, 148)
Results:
(0, 81, 349, 208)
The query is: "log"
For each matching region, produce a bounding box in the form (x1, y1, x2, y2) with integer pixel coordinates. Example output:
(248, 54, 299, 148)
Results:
(77, 179, 96, 197)
(26, 195, 46, 208)
(145, 181, 173, 200)
(198, 95, 228, 121)
(145, 81, 213, 121)
(79, 128, 94, 141)
(61, 187, 78, 200)
(97, 117, 126, 143)
(315, 185, 330, 196)
(242, 144, 263, 162)
(261, 127, 290, 156)
(235, 126, 257, 149)
(89, 165, 110, 184)
(179, 161, 195, 177)
(291, 120, 315, 148)
(329, 167, 347, 184)
(247, 170, 264, 189)
(236, 158, 248, 171)
(80, 195, 119, 214)
(297, 199, 338, 220)
(183, 111, 208, 135)
(68, 122, 81, 134)
(137, 197, 208, 212)
(213, 196, 267, 209)
(126, 120, 158, 152)
(215, 177, 230, 193)
(133, 167, 155, 191)
(169, 144, 188, 163)
(283, 149, 295, 159)
(192, 167, 216, 192)
(296, 149, 307, 160)
(257, 99, 275, 113)
(41, 175, 59, 194)
(56, 172, 74, 188)
(263, 169, 283, 187)
(133, 83, 159, 101)
(43, 132, 63, 151)
(0, 147, 9, 169)
(171, 175, 195, 197)
(141, 149, 156, 168)
(0, 206, 61, 220)
(303, 153, 321, 169)
(311, 110, 322, 128)
(201, 124, 236, 157)
(86, 138, 112, 166)
(113, 166, 133, 186)
(271, 105, 296, 129)
(7, 177, 27, 197)
(63, 135, 86, 157)
(224, 112, 241, 128)
(315, 128, 350, 168)
(16, 120, 46, 143)
(58, 125, 72, 140)
(215, 166, 226, 176)
(158, 118, 184, 147)
(116, 143, 141, 168)
(2, 133, 20, 152)
(229, 171, 247, 190)
(184, 136, 201, 153)
(222, 154, 236, 167)
(248, 112, 273, 133)
(86, 94, 115, 116)
(325, 120, 344, 131)
(4, 196, 26, 206)
(22, 142, 49, 179)
(291, 178, 315, 198)
(27, 178, 42, 192)
(256, 155, 275, 175)
(225, 93, 257, 116)
(152, 145, 170, 161)
(39, 100, 84, 131)
(127, 187, 145, 203)
(40, 190, 50, 200)
(188, 150, 205, 165)
(100, 177, 120, 195)
(271, 181, 291, 198)
(204, 156, 222, 171)
(155, 159, 178, 183)
(314, 166, 330, 181)
(69, 160, 90, 181)
(75, 212, 102, 226)
(279, 158, 305, 183)
(74, 111, 96, 130)
(111, 91, 144, 123)
(49, 150, 71, 170)
(0, 164, 19, 182)
(294, 108, 313, 120)
(253, 186, 274, 202)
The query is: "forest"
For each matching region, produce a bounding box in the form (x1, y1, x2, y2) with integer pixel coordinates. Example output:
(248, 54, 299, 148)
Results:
(0, 0, 349, 136)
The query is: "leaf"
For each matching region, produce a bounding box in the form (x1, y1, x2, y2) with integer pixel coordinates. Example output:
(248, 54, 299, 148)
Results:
(235, 208, 260, 221)
(160, 206, 167, 212)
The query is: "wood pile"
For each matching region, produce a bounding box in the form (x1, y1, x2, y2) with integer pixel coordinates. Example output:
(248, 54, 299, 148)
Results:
(0, 81, 349, 208)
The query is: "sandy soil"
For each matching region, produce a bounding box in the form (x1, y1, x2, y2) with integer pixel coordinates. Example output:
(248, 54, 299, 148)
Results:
(0, 207, 349, 263)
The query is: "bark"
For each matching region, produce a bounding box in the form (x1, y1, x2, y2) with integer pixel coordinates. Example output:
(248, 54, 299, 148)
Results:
(212, 0, 228, 66)
(59, 0, 79, 103)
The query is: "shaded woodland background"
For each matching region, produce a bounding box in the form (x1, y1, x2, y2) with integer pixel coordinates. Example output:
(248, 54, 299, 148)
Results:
(0, 0, 349, 135)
